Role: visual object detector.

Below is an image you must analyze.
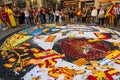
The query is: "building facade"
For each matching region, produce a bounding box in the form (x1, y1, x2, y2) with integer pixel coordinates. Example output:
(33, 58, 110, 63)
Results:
(0, 0, 119, 9)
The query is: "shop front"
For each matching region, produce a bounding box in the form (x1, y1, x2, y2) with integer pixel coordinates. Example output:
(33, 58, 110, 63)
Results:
(63, 0, 78, 9)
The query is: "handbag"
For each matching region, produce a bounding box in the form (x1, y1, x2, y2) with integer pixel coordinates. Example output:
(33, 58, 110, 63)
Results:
(98, 14, 104, 18)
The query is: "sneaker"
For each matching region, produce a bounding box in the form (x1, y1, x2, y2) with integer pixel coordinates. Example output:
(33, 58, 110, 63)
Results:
(2, 28, 6, 30)
(2, 27, 9, 30)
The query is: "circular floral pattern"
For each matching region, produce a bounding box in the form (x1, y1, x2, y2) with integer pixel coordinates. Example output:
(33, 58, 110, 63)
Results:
(59, 38, 111, 60)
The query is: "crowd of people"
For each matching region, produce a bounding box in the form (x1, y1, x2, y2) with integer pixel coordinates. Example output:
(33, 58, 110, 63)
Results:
(0, 3, 120, 30)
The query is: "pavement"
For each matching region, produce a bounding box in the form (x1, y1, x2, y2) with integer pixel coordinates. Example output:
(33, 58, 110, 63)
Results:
(0, 24, 31, 40)
(107, 26, 120, 32)
(0, 23, 119, 41)
(103, 24, 120, 32)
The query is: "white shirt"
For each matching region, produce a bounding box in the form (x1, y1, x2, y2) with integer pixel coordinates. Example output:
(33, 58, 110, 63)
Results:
(99, 9, 104, 16)
(55, 11, 60, 16)
(24, 10, 29, 17)
(91, 9, 97, 17)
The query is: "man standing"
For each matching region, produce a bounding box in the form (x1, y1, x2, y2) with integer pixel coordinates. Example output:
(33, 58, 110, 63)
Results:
(86, 7, 91, 23)
(114, 4, 120, 27)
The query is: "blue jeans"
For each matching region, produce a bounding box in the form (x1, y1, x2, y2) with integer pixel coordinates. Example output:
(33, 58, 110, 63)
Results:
(92, 16, 97, 23)
(48, 15, 52, 23)
(25, 17, 30, 24)
(40, 15, 45, 24)
(77, 16, 82, 23)
(0, 23, 6, 29)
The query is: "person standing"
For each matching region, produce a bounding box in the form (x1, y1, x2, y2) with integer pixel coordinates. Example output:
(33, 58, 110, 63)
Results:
(114, 4, 120, 27)
(82, 7, 87, 23)
(86, 7, 91, 23)
(98, 7, 105, 26)
(51, 9, 54, 23)
(55, 9, 60, 23)
(91, 7, 97, 25)
(118, 4, 120, 27)
(33, 8, 38, 24)
(60, 9, 65, 23)
(47, 8, 52, 23)
(13, 7, 19, 26)
(24, 8, 30, 24)
(17, 7, 21, 25)
(18, 8, 25, 25)
(29, 8, 34, 25)
(77, 8, 82, 24)
(68, 10, 75, 24)
(38, 8, 45, 24)
(42, 8, 46, 24)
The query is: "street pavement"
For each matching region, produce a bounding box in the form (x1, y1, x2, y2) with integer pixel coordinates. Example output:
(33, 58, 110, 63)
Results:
(0, 24, 31, 40)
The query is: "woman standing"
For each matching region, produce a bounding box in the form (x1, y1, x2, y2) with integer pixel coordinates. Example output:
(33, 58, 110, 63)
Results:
(60, 9, 65, 23)
(91, 7, 97, 24)
(33, 8, 38, 24)
(98, 7, 105, 26)
(55, 9, 60, 23)
(24, 8, 30, 24)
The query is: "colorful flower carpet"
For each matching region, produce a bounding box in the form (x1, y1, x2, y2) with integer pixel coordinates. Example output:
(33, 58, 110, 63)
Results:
(0, 24, 120, 80)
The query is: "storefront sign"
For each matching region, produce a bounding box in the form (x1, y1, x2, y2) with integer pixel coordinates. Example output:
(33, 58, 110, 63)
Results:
(64, 1, 77, 6)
